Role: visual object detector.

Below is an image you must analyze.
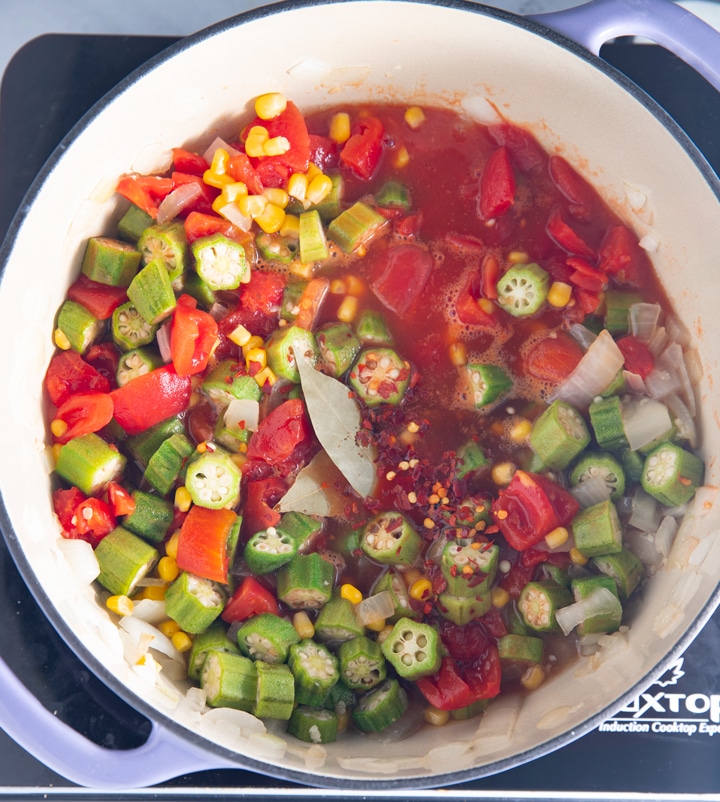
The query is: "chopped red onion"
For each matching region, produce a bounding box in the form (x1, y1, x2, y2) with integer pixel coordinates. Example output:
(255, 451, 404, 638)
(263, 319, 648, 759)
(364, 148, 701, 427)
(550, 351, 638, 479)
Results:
(156, 182, 203, 224)
(629, 302, 661, 342)
(555, 587, 623, 637)
(551, 330, 625, 408)
(621, 396, 672, 451)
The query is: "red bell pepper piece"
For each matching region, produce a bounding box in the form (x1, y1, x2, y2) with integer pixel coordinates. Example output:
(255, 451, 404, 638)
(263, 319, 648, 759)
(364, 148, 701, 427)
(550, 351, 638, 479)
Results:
(116, 174, 174, 219)
(53, 392, 114, 444)
(172, 148, 210, 175)
(525, 334, 584, 384)
(339, 117, 385, 180)
(221, 576, 279, 623)
(45, 351, 110, 407)
(67, 274, 128, 320)
(616, 334, 654, 378)
(241, 477, 286, 537)
(170, 294, 219, 377)
(177, 505, 238, 584)
(107, 482, 136, 517)
(481, 253, 500, 300)
(478, 147, 516, 220)
(546, 210, 596, 260)
(74, 497, 116, 545)
(110, 366, 192, 435)
(246, 399, 311, 467)
(597, 224, 648, 287)
(576, 288, 603, 315)
(566, 256, 608, 293)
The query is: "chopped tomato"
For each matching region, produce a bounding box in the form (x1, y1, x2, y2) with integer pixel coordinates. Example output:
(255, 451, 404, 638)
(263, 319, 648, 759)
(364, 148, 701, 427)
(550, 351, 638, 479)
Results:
(45, 351, 110, 407)
(597, 224, 647, 287)
(184, 211, 249, 244)
(525, 334, 584, 384)
(438, 619, 489, 662)
(370, 243, 433, 317)
(576, 288, 603, 315)
(241, 476, 286, 538)
(617, 334, 655, 378)
(249, 100, 311, 176)
(309, 134, 338, 171)
(392, 212, 423, 239)
(53, 487, 87, 539)
(171, 172, 219, 215)
(115, 174, 173, 219)
(227, 153, 264, 195)
(107, 482, 136, 517)
(53, 392, 114, 443)
(170, 294, 219, 377)
(478, 147, 516, 220)
(172, 148, 210, 175)
(339, 117, 385, 180)
(221, 576, 279, 623)
(177, 505, 238, 584)
(481, 252, 500, 300)
(416, 648, 501, 711)
(239, 270, 286, 317)
(84, 342, 120, 387)
(487, 122, 546, 173)
(67, 275, 128, 320)
(247, 399, 311, 467)
(566, 256, 608, 293)
(548, 155, 596, 219)
(546, 210, 596, 259)
(74, 497, 116, 545)
(455, 271, 500, 328)
(110, 366, 192, 435)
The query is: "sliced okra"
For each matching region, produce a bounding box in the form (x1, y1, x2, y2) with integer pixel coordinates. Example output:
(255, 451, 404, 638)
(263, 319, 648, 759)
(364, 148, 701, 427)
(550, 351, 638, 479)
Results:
(287, 706, 338, 744)
(569, 451, 626, 501)
(192, 233, 249, 291)
(338, 636, 387, 691)
(451, 699, 489, 720)
(348, 347, 411, 407)
(244, 526, 298, 575)
(375, 180, 411, 210)
(314, 591, 366, 645)
(496, 262, 550, 317)
(316, 322, 361, 378)
(592, 548, 644, 601)
(454, 438, 489, 480)
(276, 552, 334, 610)
(125, 415, 185, 467)
(497, 633, 544, 665)
(298, 210, 329, 263)
(95, 525, 158, 597)
(517, 580, 573, 633)
(641, 442, 704, 507)
(201, 360, 262, 407)
(441, 540, 499, 597)
(380, 618, 441, 680)
(529, 399, 591, 470)
(214, 415, 251, 454)
(185, 447, 242, 510)
(117, 204, 154, 244)
(265, 325, 319, 383)
(188, 620, 240, 680)
(323, 681, 356, 717)
(55, 432, 127, 496)
(309, 173, 344, 221)
(137, 222, 189, 283)
(164, 572, 226, 634)
(589, 395, 629, 452)
(111, 301, 159, 351)
(126, 259, 177, 325)
(143, 433, 195, 496)
(370, 568, 415, 623)
(327, 201, 386, 254)
(288, 638, 340, 706)
(57, 300, 103, 355)
(361, 511, 421, 567)
(256, 231, 297, 264)
(570, 575, 622, 636)
(201, 650, 257, 711)
(572, 499, 623, 557)
(604, 290, 643, 334)
(436, 591, 491, 626)
(253, 661, 295, 720)
(237, 612, 300, 664)
(276, 511, 322, 553)
(355, 309, 393, 347)
(279, 281, 306, 323)
(122, 489, 174, 543)
(465, 363, 513, 408)
(81, 236, 141, 288)
(115, 347, 163, 387)
(351, 678, 409, 734)
(179, 270, 218, 310)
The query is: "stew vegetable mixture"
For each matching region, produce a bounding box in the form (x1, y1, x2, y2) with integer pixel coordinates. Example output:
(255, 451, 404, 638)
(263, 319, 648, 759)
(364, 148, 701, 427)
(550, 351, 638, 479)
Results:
(46, 93, 704, 743)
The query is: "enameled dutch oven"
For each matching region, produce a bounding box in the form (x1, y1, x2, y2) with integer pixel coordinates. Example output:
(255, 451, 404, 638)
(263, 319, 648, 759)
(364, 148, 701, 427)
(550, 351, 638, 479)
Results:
(2, 0, 720, 789)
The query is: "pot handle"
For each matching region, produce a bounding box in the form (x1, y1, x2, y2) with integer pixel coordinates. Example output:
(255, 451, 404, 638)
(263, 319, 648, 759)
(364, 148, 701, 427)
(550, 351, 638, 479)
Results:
(532, 0, 720, 95)
(0, 654, 233, 787)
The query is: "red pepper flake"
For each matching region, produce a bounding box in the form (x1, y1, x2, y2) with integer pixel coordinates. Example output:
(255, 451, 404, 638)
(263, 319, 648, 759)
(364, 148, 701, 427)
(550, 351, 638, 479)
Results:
(485, 525, 500, 535)
(679, 476, 692, 486)
(422, 602, 433, 616)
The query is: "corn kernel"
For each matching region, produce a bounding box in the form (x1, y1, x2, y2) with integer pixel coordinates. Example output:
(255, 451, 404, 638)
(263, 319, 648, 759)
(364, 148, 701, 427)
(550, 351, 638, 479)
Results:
(344, 274, 366, 296)
(424, 706, 450, 727)
(137, 584, 166, 601)
(287, 172, 308, 202)
(263, 135, 291, 157)
(306, 173, 333, 205)
(491, 586, 511, 608)
(238, 193, 268, 220)
(545, 526, 569, 550)
(165, 531, 181, 560)
(229, 451, 247, 468)
(404, 105, 426, 129)
(171, 631, 194, 653)
(228, 323, 253, 347)
(173, 486, 192, 513)
(254, 92, 287, 120)
(375, 624, 394, 645)
(407, 491, 418, 504)
(508, 250, 529, 264)
(204, 170, 234, 189)
(290, 261, 315, 280)
(293, 611, 315, 640)
(242, 335, 265, 357)
(509, 419, 532, 442)
(340, 583, 363, 605)
(520, 664, 546, 691)
(306, 164, 322, 181)
(245, 347, 267, 371)
(491, 461, 515, 486)
(330, 279, 346, 295)
(255, 202, 286, 234)
(393, 145, 410, 169)
(209, 147, 230, 175)
(50, 419, 69, 438)
(158, 619, 181, 638)
(548, 281, 573, 308)
(423, 517, 436, 530)
(106, 595, 134, 616)
(329, 111, 351, 144)
(157, 556, 180, 583)
(51, 443, 62, 464)
(409, 578, 433, 601)
(262, 187, 289, 208)
(53, 328, 71, 350)
(570, 547, 589, 566)
(448, 341, 468, 367)
(366, 617, 387, 633)
(336, 295, 358, 323)
(254, 366, 277, 387)
(336, 712, 350, 734)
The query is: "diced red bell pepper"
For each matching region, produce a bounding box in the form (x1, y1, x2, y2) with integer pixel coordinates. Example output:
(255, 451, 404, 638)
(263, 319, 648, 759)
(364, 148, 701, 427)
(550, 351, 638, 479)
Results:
(241, 477, 286, 538)
(53, 487, 87, 539)
(370, 243, 433, 317)
(455, 271, 500, 328)
(616, 334, 655, 378)
(67, 274, 128, 320)
(478, 147, 516, 220)
(246, 399, 311, 467)
(74, 497, 116, 545)
(339, 117, 385, 180)
(177, 505, 238, 584)
(221, 575, 279, 623)
(107, 482, 136, 517)
(481, 253, 500, 301)
(487, 122, 546, 173)
(183, 211, 248, 245)
(575, 288, 603, 315)
(110, 366, 192, 435)
(45, 351, 111, 407)
(525, 334, 584, 384)
(597, 224, 648, 287)
(170, 294, 219, 377)
(172, 148, 210, 175)
(116, 174, 174, 219)
(53, 392, 114, 444)
(546, 211, 596, 260)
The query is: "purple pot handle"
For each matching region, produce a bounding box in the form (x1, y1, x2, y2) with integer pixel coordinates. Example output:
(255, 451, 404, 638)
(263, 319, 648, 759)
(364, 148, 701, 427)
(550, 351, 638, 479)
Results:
(0, 654, 233, 787)
(532, 0, 720, 95)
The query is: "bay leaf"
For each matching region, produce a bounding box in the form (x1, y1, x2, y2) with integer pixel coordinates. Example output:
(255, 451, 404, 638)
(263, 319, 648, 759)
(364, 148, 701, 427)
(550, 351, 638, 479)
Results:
(296, 352, 377, 498)
(275, 450, 348, 517)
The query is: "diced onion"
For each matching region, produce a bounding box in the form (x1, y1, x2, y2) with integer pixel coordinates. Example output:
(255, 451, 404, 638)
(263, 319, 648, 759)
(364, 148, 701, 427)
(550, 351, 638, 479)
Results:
(131, 599, 167, 625)
(621, 396, 672, 451)
(218, 202, 252, 232)
(555, 587, 623, 637)
(224, 398, 260, 433)
(119, 615, 182, 662)
(156, 321, 172, 363)
(354, 590, 395, 626)
(628, 487, 662, 533)
(622, 370, 647, 395)
(665, 315, 692, 348)
(567, 323, 597, 351)
(648, 326, 669, 356)
(202, 136, 241, 164)
(551, 330, 625, 408)
(654, 515, 679, 558)
(644, 367, 681, 401)
(639, 231, 660, 252)
(665, 393, 697, 448)
(56, 538, 100, 586)
(156, 182, 203, 224)
(570, 474, 612, 508)
(628, 302, 661, 343)
(660, 342, 696, 417)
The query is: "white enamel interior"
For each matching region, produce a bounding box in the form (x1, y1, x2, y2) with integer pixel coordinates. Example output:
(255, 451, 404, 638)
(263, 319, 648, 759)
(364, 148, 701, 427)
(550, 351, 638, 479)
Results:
(1, 0, 720, 786)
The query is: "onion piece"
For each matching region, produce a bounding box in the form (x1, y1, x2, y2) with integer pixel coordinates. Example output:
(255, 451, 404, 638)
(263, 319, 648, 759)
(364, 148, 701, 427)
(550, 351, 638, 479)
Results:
(665, 393, 697, 448)
(644, 367, 681, 401)
(628, 487, 662, 533)
(119, 615, 182, 662)
(224, 398, 260, 433)
(555, 587, 623, 637)
(56, 538, 100, 586)
(156, 182, 203, 224)
(202, 136, 241, 164)
(156, 321, 172, 363)
(570, 474, 612, 508)
(551, 330, 625, 408)
(567, 323, 597, 351)
(355, 590, 395, 627)
(628, 302, 661, 342)
(622, 370, 647, 395)
(648, 326, 669, 356)
(654, 515, 679, 558)
(659, 342, 696, 417)
(621, 396, 672, 451)
(218, 202, 252, 232)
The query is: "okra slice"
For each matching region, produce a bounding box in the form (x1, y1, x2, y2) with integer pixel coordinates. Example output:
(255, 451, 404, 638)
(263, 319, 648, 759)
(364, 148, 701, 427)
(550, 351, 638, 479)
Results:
(122, 489, 174, 543)
(314, 592, 366, 645)
(111, 301, 158, 351)
(237, 613, 300, 664)
(201, 650, 257, 711)
(592, 548, 644, 601)
(323, 681, 356, 717)
(370, 568, 415, 623)
(380, 618, 441, 680)
(441, 540, 499, 597)
(375, 180, 411, 209)
(437, 591, 491, 626)
(327, 201, 386, 254)
(276, 511, 322, 553)
(179, 270, 218, 310)
(115, 347, 163, 387)
(265, 326, 319, 384)
(188, 620, 240, 680)
(355, 310, 393, 347)
(143, 433, 195, 496)
(57, 300, 103, 354)
(451, 699, 489, 721)
(604, 290, 643, 334)
(309, 173, 344, 221)
(81, 236, 141, 288)
(288, 638, 340, 706)
(279, 281, 307, 323)
(316, 322, 361, 378)
(517, 580, 573, 633)
(641, 442, 704, 507)
(496, 262, 550, 317)
(287, 706, 338, 744)
(529, 399, 591, 470)
(298, 210, 329, 263)
(589, 395, 629, 452)
(276, 553, 334, 610)
(244, 525, 298, 575)
(570, 575, 622, 636)
(192, 233, 250, 291)
(569, 451, 626, 501)
(137, 222, 189, 283)
(465, 363, 513, 408)
(253, 661, 295, 720)
(95, 525, 159, 597)
(256, 231, 297, 264)
(348, 347, 411, 407)
(454, 438, 489, 480)
(201, 360, 262, 407)
(55, 433, 127, 496)
(185, 447, 242, 510)
(361, 511, 421, 567)
(125, 415, 185, 467)
(498, 633, 544, 665)
(338, 636, 387, 691)
(214, 414, 252, 454)
(351, 678, 409, 734)
(164, 572, 226, 634)
(117, 204, 154, 244)
(572, 499, 623, 557)
(126, 259, 177, 325)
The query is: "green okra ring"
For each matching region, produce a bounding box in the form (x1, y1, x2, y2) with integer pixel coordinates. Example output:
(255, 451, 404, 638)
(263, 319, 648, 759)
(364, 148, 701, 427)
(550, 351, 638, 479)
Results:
(529, 399, 591, 470)
(380, 618, 441, 680)
(517, 580, 573, 633)
(276, 552, 335, 610)
(287, 706, 338, 744)
(348, 348, 411, 407)
(244, 526, 298, 575)
(351, 678, 409, 734)
(192, 233, 250, 291)
(95, 526, 159, 597)
(201, 650, 257, 711)
(112, 301, 158, 351)
(237, 613, 300, 664)
(164, 572, 226, 634)
(361, 511, 421, 566)
(338, 635, 387, 691)
(288, 638, 340, 707)
(185, 447, 242, 510)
